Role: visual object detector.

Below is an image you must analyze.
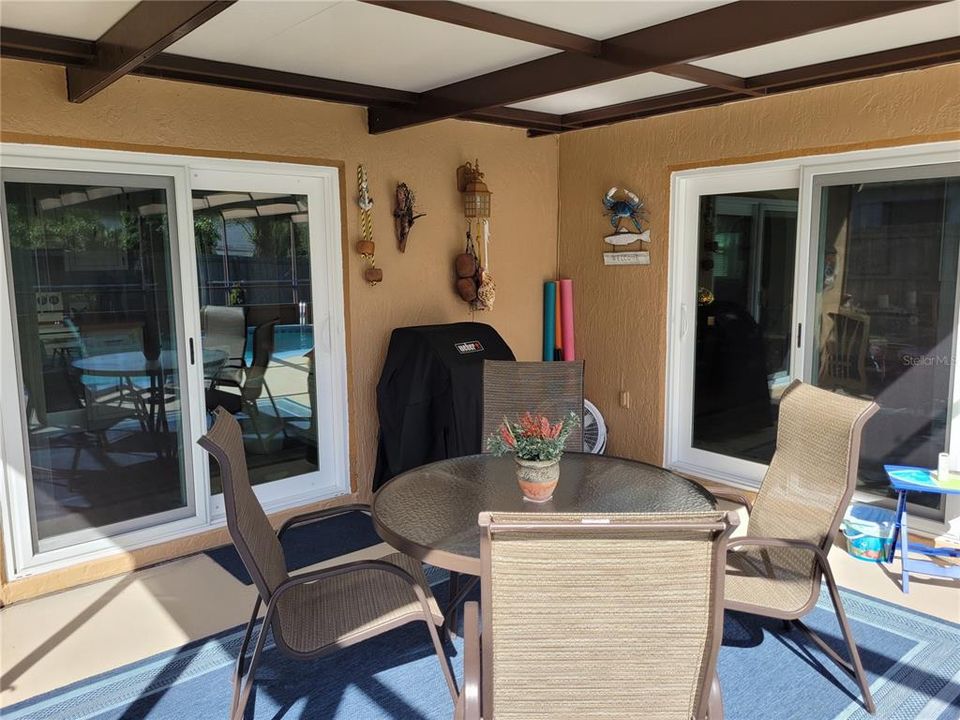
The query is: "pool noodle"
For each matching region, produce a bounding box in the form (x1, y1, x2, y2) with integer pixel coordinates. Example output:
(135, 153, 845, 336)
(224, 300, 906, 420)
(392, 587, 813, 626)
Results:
(559, 278, 575, 361)
(543, 281, 556, 361)
(554, 281, 563, 355)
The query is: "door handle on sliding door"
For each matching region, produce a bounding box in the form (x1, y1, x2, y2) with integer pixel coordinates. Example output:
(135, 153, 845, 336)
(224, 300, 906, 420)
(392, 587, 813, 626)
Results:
(680, 303, 688, 339)
(189, 338, 196, 365)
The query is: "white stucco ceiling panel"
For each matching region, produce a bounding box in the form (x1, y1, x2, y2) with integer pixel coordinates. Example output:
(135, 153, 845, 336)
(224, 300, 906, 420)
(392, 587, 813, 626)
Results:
(508, 72, 704, 115)
(168, 0, 558, 92)
(695, 1, 960, 77)
(460, 1, 734, 40)
(0, 0, 139, 40)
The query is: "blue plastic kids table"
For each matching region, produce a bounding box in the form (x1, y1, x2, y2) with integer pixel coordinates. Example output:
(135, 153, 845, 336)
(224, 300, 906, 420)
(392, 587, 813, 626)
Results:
(884, 465, 960, 593)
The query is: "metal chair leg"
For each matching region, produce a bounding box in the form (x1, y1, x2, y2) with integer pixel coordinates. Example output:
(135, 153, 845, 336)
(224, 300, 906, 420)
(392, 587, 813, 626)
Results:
(794, 556, 876, 714)
(425, 615, 460, 702)
(821, 562, 876, 714)
(232, 599, 270, 720)
(707, 672, 724, 720)
(231, 597, 262, 718)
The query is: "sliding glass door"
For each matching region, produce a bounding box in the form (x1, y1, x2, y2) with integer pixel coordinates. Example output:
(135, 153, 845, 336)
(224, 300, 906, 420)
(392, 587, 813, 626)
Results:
(807, 165, 960, 513)
(189, 170, 337, 513)
(1, 170, 194, 551)
(668, 145, 960, 532)
(693, 189, 798, 465)
(0, 146, 348, 577)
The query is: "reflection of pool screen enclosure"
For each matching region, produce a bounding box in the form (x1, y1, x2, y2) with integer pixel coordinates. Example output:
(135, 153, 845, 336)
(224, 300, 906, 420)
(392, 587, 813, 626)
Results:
(373, 322, 514, 490)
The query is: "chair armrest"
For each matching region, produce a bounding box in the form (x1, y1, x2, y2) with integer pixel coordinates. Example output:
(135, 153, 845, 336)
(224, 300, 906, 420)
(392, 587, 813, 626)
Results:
(711, 490, 753, 514)
(277, 503, 371, 540)
(458, 601, 482, 720)
(726, 536, 826, 562)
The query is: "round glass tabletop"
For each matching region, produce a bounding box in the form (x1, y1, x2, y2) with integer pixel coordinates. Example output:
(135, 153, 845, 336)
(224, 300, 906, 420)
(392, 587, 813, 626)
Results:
(372, 453, 716, 575)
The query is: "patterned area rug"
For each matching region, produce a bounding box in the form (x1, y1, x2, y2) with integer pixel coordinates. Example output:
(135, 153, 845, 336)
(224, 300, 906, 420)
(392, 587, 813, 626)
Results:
(5, 578, 958, 720)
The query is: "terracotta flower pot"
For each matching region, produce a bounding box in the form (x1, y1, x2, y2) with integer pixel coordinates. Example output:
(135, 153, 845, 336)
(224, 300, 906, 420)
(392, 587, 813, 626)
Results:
(515, 457, 560, 502)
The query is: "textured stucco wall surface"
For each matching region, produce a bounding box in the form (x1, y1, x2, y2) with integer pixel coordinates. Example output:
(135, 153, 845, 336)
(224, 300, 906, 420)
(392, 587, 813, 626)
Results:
(0, 58, 559, 601)
(557, 63, 960, 466)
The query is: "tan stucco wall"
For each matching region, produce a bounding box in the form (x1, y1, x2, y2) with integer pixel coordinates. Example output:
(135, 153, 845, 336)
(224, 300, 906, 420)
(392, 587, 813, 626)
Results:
(0, 58, 559, 602)
(557, 63, 960, 466)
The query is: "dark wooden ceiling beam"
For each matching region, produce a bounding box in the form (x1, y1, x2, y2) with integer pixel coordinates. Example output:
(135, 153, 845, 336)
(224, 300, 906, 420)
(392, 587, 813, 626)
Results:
(747, 35, 960, 92)
(364, 0, 766, 97)
(369, 0, 941, 133)
(658, 63, 762, 96)
(359, 0, 602, 56)
(554, 35, 960, 133)
(0, 27, 94, 65)
(66, 0, 236, 103)
(137, 53, 420, 107)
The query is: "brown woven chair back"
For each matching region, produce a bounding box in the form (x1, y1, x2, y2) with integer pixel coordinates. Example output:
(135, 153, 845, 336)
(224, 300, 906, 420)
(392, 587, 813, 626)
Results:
(748, 381, 877, 601)
(479, 511, 736, 720)
(199, 408, 288, 600)
(482, 360, 584, 452)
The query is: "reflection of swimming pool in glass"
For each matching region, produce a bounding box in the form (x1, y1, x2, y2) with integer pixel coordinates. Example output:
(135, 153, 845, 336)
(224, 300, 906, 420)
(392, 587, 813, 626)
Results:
(245, 324, 314, 364)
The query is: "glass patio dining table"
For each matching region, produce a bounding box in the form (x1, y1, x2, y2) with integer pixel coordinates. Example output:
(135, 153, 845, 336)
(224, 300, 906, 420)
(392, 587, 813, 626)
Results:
(371, 453, 717, 579)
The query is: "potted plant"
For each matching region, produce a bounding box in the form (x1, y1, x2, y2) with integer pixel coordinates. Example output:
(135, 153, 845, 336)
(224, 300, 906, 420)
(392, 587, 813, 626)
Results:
(487, 411, 580, 502)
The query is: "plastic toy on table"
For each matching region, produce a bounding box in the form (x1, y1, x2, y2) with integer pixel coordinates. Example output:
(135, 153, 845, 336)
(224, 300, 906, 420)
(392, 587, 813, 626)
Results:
(883, 464, 960, 593)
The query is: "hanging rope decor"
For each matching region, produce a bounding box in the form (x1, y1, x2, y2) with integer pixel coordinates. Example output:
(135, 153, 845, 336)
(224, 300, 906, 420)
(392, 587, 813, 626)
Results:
(356, 164, 382, 285)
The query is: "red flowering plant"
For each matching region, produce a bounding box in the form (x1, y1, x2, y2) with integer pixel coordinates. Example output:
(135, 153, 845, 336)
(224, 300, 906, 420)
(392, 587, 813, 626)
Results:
(486, 411, 580, 462)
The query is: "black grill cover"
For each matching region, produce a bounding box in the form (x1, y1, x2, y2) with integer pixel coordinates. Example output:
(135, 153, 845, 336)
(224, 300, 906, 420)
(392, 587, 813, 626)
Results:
(372, 322, 515, 490)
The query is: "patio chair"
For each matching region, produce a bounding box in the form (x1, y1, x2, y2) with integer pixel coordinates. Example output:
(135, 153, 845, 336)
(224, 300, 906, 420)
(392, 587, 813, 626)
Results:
(482, 360, 584, 452)
(201, 304, 247, 388)
(718, 380, 879, 713)
(456, 510, 738, 720)
(198, 408, 457, 720)
(819, 310, 872, 395)
(205, 318, 287, 450)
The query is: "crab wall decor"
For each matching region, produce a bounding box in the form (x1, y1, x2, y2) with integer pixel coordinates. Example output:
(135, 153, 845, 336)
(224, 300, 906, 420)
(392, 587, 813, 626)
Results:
(603, 187, 650, 245)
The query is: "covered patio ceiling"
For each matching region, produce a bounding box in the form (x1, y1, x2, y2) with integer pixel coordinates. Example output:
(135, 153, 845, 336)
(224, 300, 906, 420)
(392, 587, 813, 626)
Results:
(0, 0, 958, 135)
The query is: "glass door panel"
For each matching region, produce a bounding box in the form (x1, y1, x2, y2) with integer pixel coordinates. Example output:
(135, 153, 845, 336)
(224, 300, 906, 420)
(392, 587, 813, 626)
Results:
(812, 167, 960, 513)
(693, 189, 799, 464)
(192, 188, 318, 493)
(2, 171, 192, 550)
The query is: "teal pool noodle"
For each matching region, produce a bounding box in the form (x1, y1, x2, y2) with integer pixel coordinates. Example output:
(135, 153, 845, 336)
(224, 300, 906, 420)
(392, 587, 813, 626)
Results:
(543, 281, 556, 361)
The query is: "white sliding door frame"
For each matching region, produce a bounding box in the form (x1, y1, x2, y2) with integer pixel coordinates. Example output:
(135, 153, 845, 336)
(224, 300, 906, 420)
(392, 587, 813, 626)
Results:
(0, 144, 349, 579)
(665, 160, 801, 488)
(666, 141, 960, 541)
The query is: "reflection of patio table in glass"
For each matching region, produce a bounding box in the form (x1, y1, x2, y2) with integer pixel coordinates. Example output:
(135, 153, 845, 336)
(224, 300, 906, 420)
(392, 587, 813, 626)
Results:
(884, 464, 960, 593)
(372, 453, 717, 577)
(73, 349, 227, 433)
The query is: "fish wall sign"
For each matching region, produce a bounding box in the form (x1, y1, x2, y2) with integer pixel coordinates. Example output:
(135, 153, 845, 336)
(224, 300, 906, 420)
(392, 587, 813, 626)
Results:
(602, 186, 650, 266)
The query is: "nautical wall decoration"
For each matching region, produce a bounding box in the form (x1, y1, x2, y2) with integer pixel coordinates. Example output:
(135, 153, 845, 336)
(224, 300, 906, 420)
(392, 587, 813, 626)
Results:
(356, 164, 382, 284)
(602, 187, 650, 266)
(393, 182, 425, 253)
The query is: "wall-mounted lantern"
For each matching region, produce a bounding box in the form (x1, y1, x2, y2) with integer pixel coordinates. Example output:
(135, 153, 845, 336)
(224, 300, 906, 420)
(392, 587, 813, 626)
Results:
(457, 159, 492, 219)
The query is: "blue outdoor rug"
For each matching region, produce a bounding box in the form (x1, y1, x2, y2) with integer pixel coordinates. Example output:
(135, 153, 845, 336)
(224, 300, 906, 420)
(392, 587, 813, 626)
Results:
(204, 511, 382, 585)
(4, 581, 958, 720)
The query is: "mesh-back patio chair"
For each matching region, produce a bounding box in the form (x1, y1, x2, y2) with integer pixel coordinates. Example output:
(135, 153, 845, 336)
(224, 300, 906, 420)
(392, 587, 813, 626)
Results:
(199, 408, 457, 720)
(718, 380, 879, 714)
(482, 360, 584, 452)
(201, 304, 247, 388)
(455, 511, 738, 720)
(206, 319, 287, 450)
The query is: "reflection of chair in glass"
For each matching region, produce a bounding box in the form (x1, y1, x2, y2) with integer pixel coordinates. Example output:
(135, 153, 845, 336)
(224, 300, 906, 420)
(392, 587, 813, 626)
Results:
(820, 310, 871, 394)
(198, 409, 456, 720)
(456, 511, 737, 720)
(60, 318, 144, 441)
(721, 381, 879, 714)
(200, 305, 247, 388)
(482, 360, 584, 451)
(206, 319, 286, 451)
